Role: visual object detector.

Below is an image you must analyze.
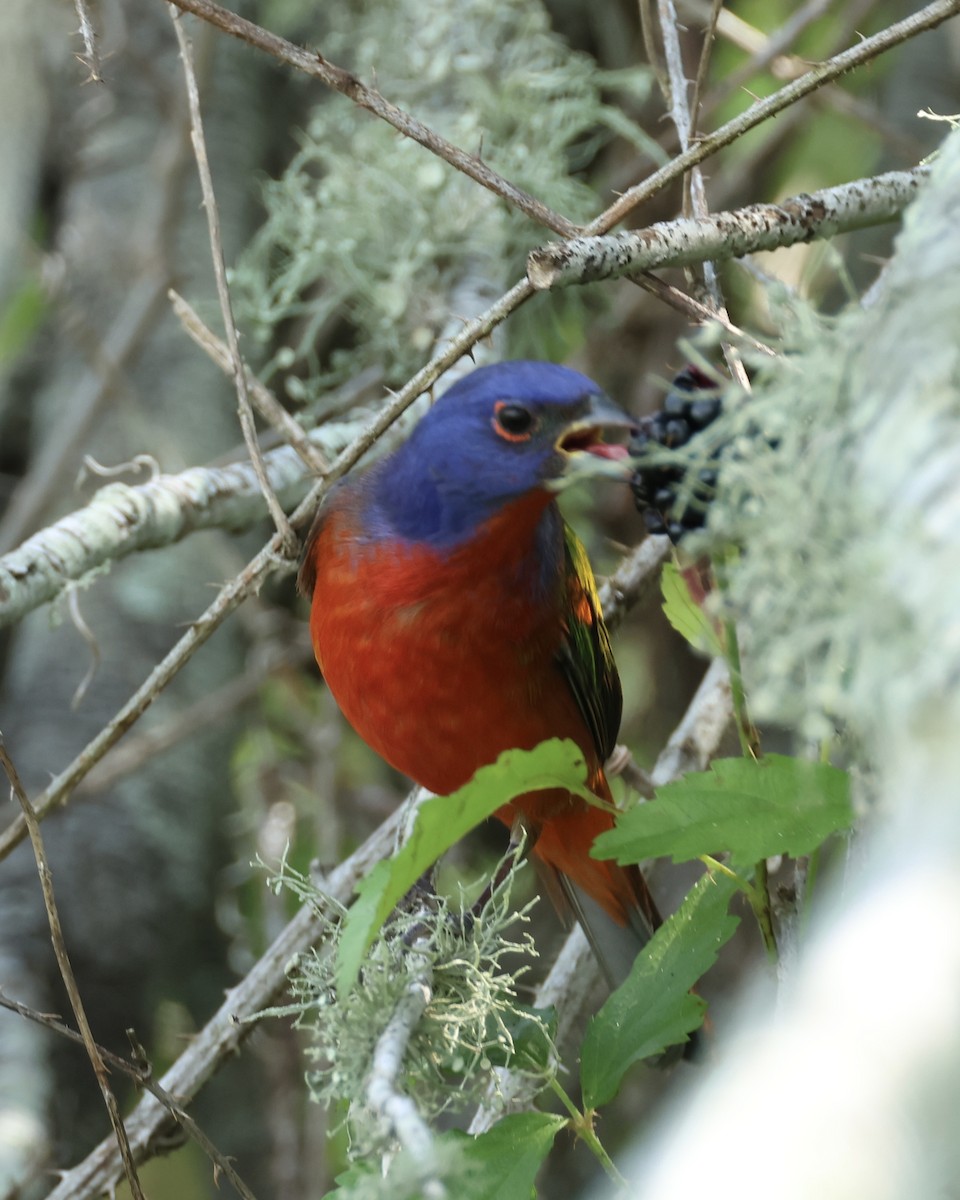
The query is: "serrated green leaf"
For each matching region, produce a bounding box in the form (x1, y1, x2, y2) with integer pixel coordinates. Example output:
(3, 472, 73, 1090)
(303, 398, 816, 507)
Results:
(661, 560, 723, 655)
(594, 754, 852, 868)
(336, 740, 595, 996)
(321, 1159, 376, 1199)
(445, 1112, 567, 1200)
(581, 871, 739, 1108)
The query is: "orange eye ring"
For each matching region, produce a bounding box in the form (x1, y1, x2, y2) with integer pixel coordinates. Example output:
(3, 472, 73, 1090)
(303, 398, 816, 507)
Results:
(493, 400, 535, 442)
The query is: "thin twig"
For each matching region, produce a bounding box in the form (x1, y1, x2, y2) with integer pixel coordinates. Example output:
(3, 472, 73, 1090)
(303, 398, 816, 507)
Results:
(654, 0, 749, 387)
(583, 0, 960, 236)
(633, 272, 778, 357)
(72, 0, 103, 82)
(0, 989, 260, 1200)
(42, 802, 413, 1199)
(688, 0, 724, 144)
(170, 7, 296, 552)
(170, 290, 329, 475)
(0, 277, 534, 860)
(0, 742, 146, 1200)
(163, 0, 577, 238)
(78, 641, 312, 796)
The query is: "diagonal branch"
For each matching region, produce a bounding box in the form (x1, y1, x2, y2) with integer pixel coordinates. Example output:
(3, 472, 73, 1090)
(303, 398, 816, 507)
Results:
(41, 803, 410, 1200)
(0, 278, 533, 861)
(0, 990, 259, 1200)
(163, 0, 578, 237)
(583, 0, 960, 236)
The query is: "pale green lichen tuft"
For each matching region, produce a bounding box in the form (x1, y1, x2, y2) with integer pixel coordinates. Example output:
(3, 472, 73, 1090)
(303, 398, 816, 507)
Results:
(265, 849, 556, 1160)
(230, 0, 656, 407)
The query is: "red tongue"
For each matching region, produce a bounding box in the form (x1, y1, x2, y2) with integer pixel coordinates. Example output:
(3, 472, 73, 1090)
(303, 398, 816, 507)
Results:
(587, 443, 630, 461)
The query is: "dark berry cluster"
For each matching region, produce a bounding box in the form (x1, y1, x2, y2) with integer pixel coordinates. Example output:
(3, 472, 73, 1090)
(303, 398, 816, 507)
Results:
(630, 366, 723, 543)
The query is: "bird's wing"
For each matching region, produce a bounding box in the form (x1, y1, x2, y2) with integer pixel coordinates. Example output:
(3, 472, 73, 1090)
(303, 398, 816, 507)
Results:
(555, 522, 622, 765)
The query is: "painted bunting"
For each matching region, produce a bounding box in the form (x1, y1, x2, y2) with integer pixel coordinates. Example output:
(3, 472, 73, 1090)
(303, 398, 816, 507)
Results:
(298, 361, 660, 985)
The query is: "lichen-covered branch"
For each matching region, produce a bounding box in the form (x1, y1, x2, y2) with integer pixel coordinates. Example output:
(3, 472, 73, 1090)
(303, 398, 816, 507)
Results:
(528, 166, 930, 290)
(0, 442, 311, 630)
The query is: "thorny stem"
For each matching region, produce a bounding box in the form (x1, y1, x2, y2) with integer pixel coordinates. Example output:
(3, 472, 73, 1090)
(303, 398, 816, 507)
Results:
(546, 1076, 628, 1190)
(700, 854, 777, 963)
(722, 616, 759, 761)
(719, 615, 778, 959)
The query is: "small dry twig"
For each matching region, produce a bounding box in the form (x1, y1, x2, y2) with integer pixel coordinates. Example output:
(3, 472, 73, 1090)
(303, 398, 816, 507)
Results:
(72, 0, 103, 82)
(170, 7, 296, 552)
(587, 0, 960, 235)
(164, 0, 577, 237)
(170, 290, 329, 475)
(0, 741, 146, 1200)
(0, 989, 260, 1200)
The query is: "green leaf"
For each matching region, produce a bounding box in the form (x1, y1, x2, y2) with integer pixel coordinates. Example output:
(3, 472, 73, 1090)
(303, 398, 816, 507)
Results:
(660, 560, 723, 655)
(445, 1112, 567, 1200)
(336, 739, 596, 996)
(594, 754, 852, 868)
(321, 1160, 376, 1199)
(580, 871, 739, 1108)
(480, 1004, 557, 1071)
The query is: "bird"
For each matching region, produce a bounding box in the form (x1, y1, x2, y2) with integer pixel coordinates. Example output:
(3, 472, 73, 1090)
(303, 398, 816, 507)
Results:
(298, 360, 661, 987)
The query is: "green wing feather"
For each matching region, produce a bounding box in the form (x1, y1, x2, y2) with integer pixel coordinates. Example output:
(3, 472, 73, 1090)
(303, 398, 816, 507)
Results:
(556, 523, 622, 764)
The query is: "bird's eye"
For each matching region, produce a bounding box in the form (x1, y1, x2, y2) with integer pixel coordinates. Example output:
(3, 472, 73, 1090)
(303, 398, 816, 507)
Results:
(493, 401, 535, 442)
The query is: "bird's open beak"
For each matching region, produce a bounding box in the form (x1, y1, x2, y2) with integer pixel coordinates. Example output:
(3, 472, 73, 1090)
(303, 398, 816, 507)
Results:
(549, 393, 639, 490)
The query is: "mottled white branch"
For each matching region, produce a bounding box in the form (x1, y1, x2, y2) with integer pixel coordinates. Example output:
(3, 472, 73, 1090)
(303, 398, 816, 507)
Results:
(0, 443, 310, 630)
(597, 535, 671, 632)
(365, 943, 445, 1198)
(650, 656, 733, 786)
(528, 167, 930, 290)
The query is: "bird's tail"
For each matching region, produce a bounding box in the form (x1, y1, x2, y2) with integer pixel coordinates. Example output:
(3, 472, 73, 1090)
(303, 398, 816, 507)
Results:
(532, 801, 661, 991)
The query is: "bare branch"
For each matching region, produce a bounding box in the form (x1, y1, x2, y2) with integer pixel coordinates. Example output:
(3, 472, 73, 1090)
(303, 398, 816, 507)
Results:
(163, 0, 578, 238)
(365, 942, 445, 1199)
(0, 276, 533, 859)
(0, 742, 146, 1200)
(0, 990, 260, 1200)
(42, 804, 410, 1200)
(72, 0, 103, 83)
(598, 535, 671, 633)
(584, 0, 959, 236)
(170, 290, 329, 474)
(170, 7, 296, 552)
(528, 166, 930, 290)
